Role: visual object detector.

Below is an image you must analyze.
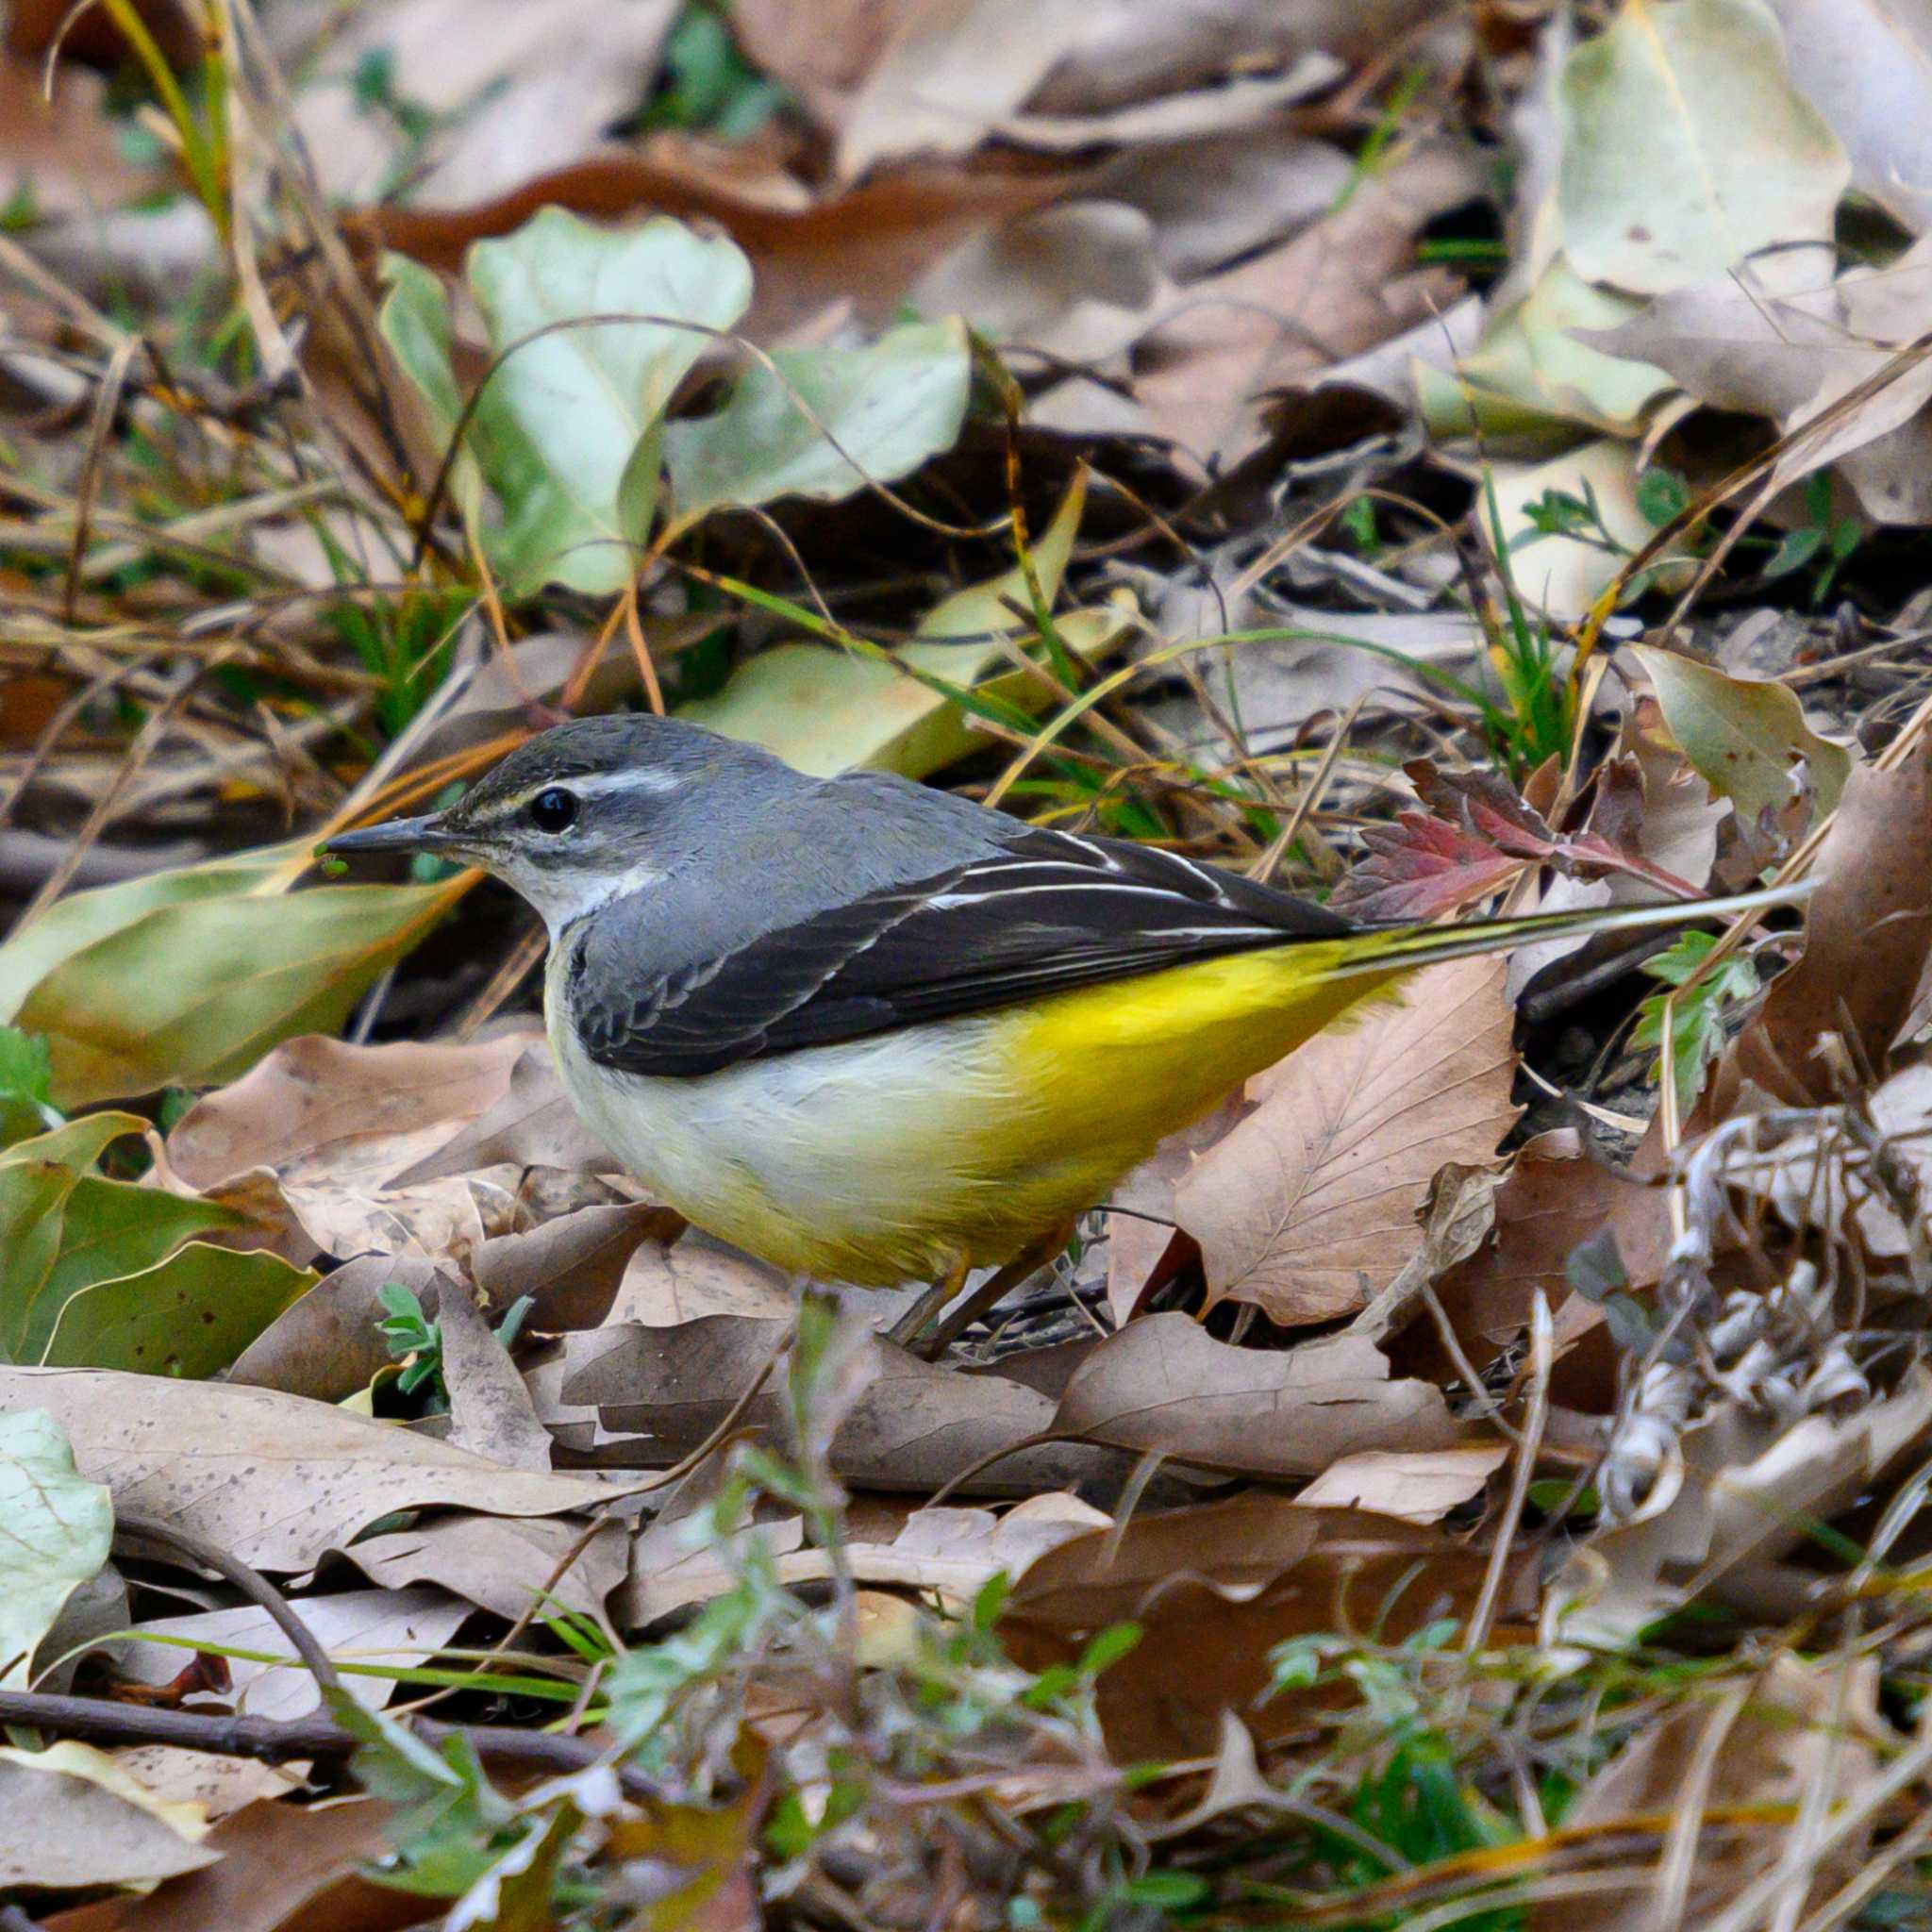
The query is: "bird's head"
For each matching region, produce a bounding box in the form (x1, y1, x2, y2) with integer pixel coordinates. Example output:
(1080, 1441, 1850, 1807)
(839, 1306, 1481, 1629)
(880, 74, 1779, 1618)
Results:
(323, 714, 791, 934)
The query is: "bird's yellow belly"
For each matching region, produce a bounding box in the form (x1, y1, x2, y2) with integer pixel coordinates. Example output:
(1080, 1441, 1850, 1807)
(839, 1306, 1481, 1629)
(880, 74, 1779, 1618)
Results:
(549, 941, 1388, 1286)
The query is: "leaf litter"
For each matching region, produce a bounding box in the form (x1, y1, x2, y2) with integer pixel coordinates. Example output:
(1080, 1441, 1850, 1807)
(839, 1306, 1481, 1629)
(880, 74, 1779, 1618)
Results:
(6, 0, 1932, 1924)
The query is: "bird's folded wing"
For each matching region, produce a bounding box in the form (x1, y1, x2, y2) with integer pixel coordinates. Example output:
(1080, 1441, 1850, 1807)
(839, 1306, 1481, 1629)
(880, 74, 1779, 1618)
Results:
(570, 829, 1353, 1077)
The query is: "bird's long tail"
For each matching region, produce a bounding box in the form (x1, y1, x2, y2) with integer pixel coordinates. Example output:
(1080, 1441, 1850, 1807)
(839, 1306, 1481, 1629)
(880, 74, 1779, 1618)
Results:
(1321, 877, 1816, 983)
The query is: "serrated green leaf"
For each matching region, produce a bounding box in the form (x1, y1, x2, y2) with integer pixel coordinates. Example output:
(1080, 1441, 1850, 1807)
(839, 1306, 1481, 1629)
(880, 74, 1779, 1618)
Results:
(0, 1408, 111, 1687)
(1633, 928, 1761, 1114)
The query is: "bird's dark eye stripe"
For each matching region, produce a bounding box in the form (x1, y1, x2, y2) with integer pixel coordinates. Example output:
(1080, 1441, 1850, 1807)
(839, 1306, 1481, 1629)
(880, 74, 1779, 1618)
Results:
(526, 787, 579, 833)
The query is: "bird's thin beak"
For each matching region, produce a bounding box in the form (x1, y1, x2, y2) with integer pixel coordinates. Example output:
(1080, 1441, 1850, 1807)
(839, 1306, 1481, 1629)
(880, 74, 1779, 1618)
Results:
(320, 813, 459, 858)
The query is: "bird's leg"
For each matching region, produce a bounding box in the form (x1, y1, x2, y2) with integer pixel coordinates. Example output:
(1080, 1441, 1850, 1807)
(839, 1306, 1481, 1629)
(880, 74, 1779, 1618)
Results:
(913, 1221, 1078, 1361)
(883, 1250, 973, 1352)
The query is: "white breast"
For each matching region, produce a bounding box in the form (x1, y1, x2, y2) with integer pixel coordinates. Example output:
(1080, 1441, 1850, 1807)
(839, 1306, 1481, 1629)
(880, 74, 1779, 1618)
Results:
(544, 952, 1025, 1282)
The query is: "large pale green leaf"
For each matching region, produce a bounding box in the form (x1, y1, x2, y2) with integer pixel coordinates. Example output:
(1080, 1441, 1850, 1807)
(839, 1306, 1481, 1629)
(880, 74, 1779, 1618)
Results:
(375, 254, 483, 524)
(1557, 0, 1847, 296)
(1634, 644, 1853, 827)
(684, 477, 1125, 777)
(1418, 258, 1673, 444)
(0, 843, 468, 1107)
(42, 1243, 315, 1378)
(465, 208, 753, 593)
(0, 1117, 313, 1375)
(0, 1409, 110, 1687)
(663, 319, 971, 531)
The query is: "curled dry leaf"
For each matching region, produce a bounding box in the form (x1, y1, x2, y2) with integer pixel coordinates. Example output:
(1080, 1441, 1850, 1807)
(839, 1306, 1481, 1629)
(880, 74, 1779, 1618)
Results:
(1002, 1490, 1531, 1759)
(1174, 956, 1518, 1327)
(0, 1367, 618, 1572)
(167, 1030, 541, 1266)
(392, 1037, 615, 1183)
(1050, 1313, 1461, 1478)
(1549, 1366, 1932, 1648)
(1719, 730, 1932, 1107)
(1399, 1127, 1670, 1380)
(1524, 1656, 1879, 1932)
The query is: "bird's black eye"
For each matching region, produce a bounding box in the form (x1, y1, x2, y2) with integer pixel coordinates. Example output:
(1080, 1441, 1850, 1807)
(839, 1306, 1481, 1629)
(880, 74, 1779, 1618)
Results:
(526, 787, 579, 834)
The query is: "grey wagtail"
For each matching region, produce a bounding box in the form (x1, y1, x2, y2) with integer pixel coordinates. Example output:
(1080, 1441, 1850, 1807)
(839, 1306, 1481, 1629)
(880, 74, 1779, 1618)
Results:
(325, 715, 1805, 1333)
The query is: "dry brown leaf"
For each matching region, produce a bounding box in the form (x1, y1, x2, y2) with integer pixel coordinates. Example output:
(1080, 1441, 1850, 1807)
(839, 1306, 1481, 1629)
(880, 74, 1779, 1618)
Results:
(1721, 730, 1932, 1107)
(1175, 956, 1518, 1327)
(1051, 1314, 1461, 1477)
(0, 1367, 617, 1571)
(225, 1253, 442, 1405)
(1131, 144, 1479, 468)
(1295, 1442, 1510, 1521)
(89, 1749, 302, 1827)
(115, 1589, 471, 1723)
(436, 1282, 554, 1473)
(363, 144, 1069, 342)
(1526, 1657, 1880, 1932)
(471, 1200, 678, 1329)
(168, 1031, 531, 1189)
(391, 1037, 615, 1184)
(1403, 1127, 1671, 1381)
(41, 1794, 404, 1932)
(0, 58, 162, 223)
(283, 0, 679, 206)
(1003, 1490, 1528, 1759)
(0, 1745, 215, 1891)
(165, 1032, 542, 1264)
(606, 1233, 797, 1325)
(339, 1512, 625, 1622)
(565, 1317, 1118, 1495)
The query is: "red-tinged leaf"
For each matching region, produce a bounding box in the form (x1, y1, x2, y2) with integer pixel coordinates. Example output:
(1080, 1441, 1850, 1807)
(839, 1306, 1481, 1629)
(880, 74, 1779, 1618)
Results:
(1328, 813, 1529, 922)
(1333, 760, 1702, 922)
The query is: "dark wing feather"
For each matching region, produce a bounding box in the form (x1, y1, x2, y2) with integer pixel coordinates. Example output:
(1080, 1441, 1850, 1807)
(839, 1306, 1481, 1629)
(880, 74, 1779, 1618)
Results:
(571, 827, 1355, 1077)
